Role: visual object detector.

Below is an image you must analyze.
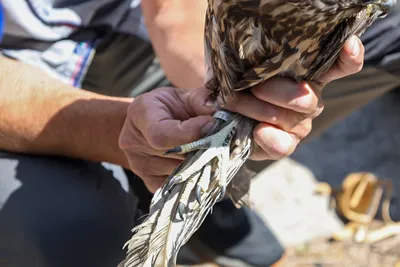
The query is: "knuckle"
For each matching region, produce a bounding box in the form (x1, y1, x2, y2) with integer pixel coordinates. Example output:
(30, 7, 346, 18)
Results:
(119, 123, 144, 152)
(271, 146, 292, 159)
(354, 61, 364, 73)
(129, 158, 147, 176)
(119, 134, 135, 152)
(128, 95, 144, 113)
(297, 121, 313, 139)
(343, 55, 364, 75)
(268, 106, 286, 125)
(251, 86, 264, 100)
(270, 136, 296, 159)
(303, 121, 313, 136)
(346, 58, 364, 74)
(146, 128, 168, 149)
(254, 124, 297, 160)
(118, 135, 129, 151)
(311, 104, 325, 119)
(292, 88, 318, 113)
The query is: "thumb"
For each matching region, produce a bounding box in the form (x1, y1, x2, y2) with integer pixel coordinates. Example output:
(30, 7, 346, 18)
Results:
(181, 115, 216, 141)
(150, 115, 215, 149)
(185, 88, 218, 116)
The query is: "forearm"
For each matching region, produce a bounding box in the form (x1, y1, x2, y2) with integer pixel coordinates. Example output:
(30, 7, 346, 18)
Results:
(0, 56, 131, 168)
(141, 0, 206, 89)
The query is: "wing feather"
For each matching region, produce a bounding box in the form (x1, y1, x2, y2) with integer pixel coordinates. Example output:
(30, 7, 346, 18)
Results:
(305, 9, 379, 81)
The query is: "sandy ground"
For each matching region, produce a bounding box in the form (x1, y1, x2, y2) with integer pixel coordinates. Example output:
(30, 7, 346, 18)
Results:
(250, 158, 400, 266)
(248, 91, 400, 266)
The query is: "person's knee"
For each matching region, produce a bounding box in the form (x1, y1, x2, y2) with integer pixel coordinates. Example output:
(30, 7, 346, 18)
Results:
(0, 152, 137, 267)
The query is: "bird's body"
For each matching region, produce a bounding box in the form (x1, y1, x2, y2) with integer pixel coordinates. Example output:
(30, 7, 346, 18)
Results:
(205, 0, 382, 98)
(121, 1, 395, 266)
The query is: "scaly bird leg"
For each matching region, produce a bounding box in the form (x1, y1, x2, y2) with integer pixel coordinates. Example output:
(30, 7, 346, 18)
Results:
(176, 171, 201, 221)
(195, 164, 212, 205)
(215, 146, 230, 202)
(164, 110, 236, 155)
(164, 114, 239, 191)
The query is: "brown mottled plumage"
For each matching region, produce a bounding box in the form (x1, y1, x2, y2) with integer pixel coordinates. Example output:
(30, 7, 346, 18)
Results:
(205, 0, 386, 99)
(121, 1, 395, 266)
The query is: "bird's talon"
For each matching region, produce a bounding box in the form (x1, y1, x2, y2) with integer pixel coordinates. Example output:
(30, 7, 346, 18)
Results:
(164, 147, 182, 155)
(166, 175, 182, 192)
(162, 188, 171, 196)
(195, 186, 203, 205)
(177, 203, 186, 221)
(164, 137, 212, 155)
(216, 185, 227, 202)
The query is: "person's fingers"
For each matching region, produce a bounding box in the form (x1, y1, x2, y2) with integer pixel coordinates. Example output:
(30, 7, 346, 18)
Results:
(251, 117, 314, 161)
(129, 89, 216, 150)
(143, 175, 169, 193)
(182, 87, 218, 116)
(145, 115, 216, 150)
(119, 119, 185, 160)
(220, 90, 319, 131)
(317, 35, 364, 84)
(132, 154, 181, 193)
(126, 151, 182, 178)
(249, 78, 322, 115)
(251, 123, 298, 160)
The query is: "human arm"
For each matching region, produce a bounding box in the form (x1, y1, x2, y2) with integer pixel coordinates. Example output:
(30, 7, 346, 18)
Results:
(0, 56, 131, 168)
(141, 0, 207, 88)
(0, 32, 363, 195)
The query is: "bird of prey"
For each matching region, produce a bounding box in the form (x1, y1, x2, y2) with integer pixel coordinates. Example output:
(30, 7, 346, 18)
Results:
(121, 0, 396, 266)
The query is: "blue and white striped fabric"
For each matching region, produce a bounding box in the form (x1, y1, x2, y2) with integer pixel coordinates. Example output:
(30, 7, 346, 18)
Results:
(0, 3, 3, 41)
(0, 0, 148, 88)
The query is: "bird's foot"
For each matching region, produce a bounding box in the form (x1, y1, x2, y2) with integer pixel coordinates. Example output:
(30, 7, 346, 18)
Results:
(164, 111, 239, 219)
(164, 110, 236, 156)
(164, 111, 238, 188)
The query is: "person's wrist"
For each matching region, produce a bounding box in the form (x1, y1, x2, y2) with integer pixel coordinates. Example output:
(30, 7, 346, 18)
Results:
(63, 94, 133, 168)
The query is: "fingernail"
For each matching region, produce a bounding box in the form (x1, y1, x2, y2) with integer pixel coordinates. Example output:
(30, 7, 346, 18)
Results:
(201, 119, 216, 137)
(204, 98, 217, 107)
(217, 96, 225, 107)
(350, 36, 360, 57)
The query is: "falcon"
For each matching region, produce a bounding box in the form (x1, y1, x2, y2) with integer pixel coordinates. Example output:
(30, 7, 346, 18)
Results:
(121, 0, 396, 266)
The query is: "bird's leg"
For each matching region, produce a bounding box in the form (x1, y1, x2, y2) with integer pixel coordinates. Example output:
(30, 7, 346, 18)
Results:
(215, 146, 230, 202)
(164, 110, 236, 155)
(164, 137, 212, 155)
(195, 164, 212, 205)
(176, 171, 201, 221)
(164, 113, 239, 190)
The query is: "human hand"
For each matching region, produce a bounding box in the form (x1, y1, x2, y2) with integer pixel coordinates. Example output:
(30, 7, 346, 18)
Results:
(119, 87, 216, 193)
(221, 35, 365, 161)
(119, 35, 364, 192)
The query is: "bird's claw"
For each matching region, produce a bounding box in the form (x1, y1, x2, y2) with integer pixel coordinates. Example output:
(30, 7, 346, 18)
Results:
(195, 185, 203, 205)
(163, 175, 183, 194)
(216, 185, 227, 202)
(164, 147, 183, 155)
(164, 111, 238, 157)
(165, 116, 238, 222)
(165, 137, 211, 156)
(176, 202, 186, 221)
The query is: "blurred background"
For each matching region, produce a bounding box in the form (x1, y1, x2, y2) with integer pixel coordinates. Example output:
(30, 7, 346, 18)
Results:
(250, 89, 400, 266)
